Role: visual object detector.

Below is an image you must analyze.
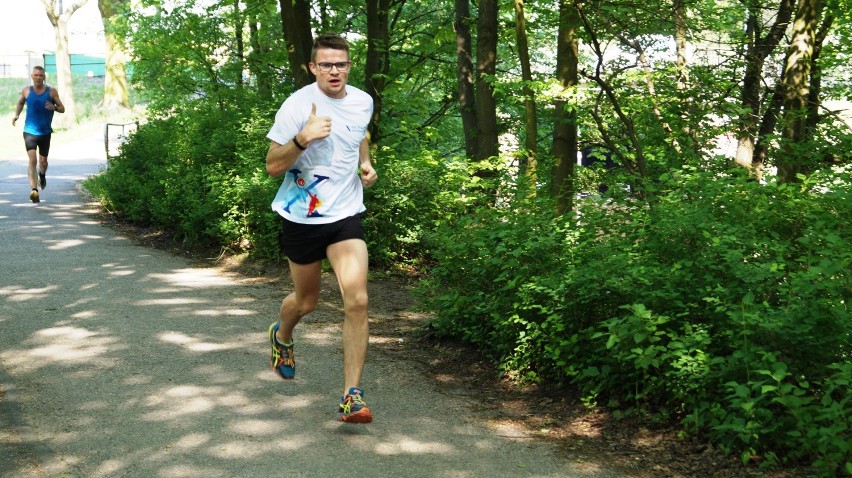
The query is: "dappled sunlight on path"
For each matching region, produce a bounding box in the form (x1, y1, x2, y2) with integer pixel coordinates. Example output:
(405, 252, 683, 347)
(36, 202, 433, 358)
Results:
(0, 138, 618, 477)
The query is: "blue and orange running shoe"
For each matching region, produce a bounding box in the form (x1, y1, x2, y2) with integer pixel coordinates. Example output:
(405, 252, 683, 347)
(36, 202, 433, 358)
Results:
(337, 387, 373, 423)
(268, 322, 295, 380)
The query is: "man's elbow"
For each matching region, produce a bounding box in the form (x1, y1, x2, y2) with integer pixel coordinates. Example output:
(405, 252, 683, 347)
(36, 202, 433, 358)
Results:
(266, 155, 285, 177)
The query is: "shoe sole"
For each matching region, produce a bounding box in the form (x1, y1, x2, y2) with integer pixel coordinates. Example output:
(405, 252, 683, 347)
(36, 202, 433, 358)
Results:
(30, 191, 40, 203)
(268, 322, 295, 380)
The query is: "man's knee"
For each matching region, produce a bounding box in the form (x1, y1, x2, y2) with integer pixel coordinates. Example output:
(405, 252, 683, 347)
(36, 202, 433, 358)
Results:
(287, 292, 319, 317)
(298, 300, 318, 316)
(344, 290, 368, 316)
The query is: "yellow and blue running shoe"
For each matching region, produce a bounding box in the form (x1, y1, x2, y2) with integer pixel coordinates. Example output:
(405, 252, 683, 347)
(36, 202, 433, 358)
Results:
(337, 387, 373, 423)
(268, 322, 295, 380)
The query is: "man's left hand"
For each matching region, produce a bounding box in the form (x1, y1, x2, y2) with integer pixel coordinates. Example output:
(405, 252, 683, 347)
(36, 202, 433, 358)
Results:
(360, 163, 377, 188)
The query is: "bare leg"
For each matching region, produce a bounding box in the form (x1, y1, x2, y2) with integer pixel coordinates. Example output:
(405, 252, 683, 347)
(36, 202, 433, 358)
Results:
(275, 260, 322, 344)
(327, 239, 370, 395)
(26, 150, 38, 190)
(38, 154, 48, 187)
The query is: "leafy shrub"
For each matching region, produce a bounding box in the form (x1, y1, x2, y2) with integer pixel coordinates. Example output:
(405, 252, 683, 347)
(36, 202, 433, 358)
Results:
(84, 101, 283, 260)
(363, 147, 470, 269)
(421, 165, 852, 472)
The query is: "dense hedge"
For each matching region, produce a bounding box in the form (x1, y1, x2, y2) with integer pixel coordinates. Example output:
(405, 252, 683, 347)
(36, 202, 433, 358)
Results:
(85, 106, 284, 261)
(421, 166, 851, 474)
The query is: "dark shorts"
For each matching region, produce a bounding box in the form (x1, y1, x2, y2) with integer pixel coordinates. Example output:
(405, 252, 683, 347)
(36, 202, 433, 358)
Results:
(23, 133, 52, 157)
(279, 214, 365, 265)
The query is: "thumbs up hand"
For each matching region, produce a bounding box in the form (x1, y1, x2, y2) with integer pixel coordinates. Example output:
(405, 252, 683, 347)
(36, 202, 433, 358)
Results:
(300, 102, 332, 145)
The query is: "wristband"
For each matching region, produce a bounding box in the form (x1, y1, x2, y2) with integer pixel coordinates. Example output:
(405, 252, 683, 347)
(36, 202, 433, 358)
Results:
(292, 136, 306, 151)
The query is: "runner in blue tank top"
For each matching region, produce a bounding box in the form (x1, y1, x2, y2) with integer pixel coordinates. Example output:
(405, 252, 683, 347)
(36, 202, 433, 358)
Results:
(12, 66, 65, 203)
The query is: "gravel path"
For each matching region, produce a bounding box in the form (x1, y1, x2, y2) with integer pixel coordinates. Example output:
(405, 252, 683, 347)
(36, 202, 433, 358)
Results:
(0, 133, 621, 478)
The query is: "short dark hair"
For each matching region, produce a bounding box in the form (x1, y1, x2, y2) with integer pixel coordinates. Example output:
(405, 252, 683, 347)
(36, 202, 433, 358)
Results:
(311, 34, 350, 62)
(33, 66, 45, 72)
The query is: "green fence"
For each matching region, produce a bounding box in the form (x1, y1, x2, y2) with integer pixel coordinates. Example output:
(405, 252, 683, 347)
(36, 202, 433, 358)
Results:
(43, 53, 105, 77)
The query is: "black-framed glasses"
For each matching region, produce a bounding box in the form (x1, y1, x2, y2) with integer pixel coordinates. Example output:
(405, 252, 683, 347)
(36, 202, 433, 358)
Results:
(316, 62, 351, 72)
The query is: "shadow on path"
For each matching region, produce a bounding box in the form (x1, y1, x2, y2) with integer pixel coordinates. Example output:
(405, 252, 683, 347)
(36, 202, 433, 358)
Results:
(0, 135, 620, 478)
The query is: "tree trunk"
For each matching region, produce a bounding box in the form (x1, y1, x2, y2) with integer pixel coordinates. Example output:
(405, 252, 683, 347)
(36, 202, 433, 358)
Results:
(248, 14, 273, 100)
(234, 0, 245, 88)
(366, 0, 390, 144)
(42, 0, 91, 127)
(552, 0, 579, 213)
(805, 14, 833, 134)
(754, 68, 785, 181)
(277, 0, 313, 88)
(514, 0, 538, 190)
(733, 0, 795, 172)
(455, 0, 477, 159)
(754, 13, 831, 178)
(475, 0, 499, 163)
(672, 0, 689, 92)
(778, 0, 823, 182)
(672, 0, 697, 151)
(98, 0, 130, 113)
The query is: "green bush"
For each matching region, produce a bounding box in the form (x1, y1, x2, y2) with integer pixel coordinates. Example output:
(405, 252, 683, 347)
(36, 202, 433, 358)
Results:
(364, 147, 472, 269)
(84, 101, 283, 260)
(420, 165, 852, 473)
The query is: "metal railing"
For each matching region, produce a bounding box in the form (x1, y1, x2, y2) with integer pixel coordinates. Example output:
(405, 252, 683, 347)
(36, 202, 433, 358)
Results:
(104, 121, 139, 160)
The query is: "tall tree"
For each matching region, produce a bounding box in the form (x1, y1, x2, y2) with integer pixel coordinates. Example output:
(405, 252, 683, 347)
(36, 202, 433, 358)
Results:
(672, 0, 689, 92)
(277, 0, 313, 88)
(669, 0, 699, 151)
(551, 0, 579, 213)
(475, 0, 499, 162)
(41, 0, 90, 126)
(778, 0, 824, 181)
(366, 0, 390, 143)
(733, 0, 796, 174)
(514, 0, 538, 188)
(98, 0, 131, 113)
(578, 3, 648, 190)
(804, 13, 834, 136)
(247, 4, 273, 100)
(455, 0, 478, 159)
(234, 0, 245, 88)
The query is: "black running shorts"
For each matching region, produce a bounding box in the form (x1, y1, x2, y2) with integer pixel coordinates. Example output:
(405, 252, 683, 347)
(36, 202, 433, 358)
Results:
(279, 214, 365, 265)
(23, 133, 51, 156)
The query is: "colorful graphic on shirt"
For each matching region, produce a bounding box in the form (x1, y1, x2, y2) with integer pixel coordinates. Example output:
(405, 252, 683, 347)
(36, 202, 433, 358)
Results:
(283, 168, 330, 218)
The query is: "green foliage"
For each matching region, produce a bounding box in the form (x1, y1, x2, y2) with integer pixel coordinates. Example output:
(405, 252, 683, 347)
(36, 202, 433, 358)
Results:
(363, 147, 470, 268)
(84, 99, 284, 260)
(421, 165, 852, 473)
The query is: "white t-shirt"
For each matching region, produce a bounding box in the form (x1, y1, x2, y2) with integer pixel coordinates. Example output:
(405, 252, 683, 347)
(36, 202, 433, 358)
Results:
(267, 83, 373, 224)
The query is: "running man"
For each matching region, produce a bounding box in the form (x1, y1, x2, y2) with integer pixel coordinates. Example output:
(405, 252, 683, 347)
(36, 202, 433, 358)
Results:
(265, 34, 378, 423)
(13, 65, 65, 203)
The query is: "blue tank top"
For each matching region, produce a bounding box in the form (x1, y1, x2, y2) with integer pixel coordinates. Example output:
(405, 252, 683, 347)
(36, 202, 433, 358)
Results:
(23, 86, 55, 136)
